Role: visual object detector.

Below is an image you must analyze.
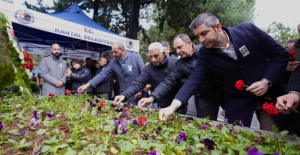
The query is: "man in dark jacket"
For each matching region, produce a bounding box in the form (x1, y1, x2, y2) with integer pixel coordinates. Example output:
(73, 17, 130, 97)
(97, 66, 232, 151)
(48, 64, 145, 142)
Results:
(159, 13, 289, 131)
(114, 42, 184, 112)
(139, 34, 223, 120)
(94, 57, 113, 99)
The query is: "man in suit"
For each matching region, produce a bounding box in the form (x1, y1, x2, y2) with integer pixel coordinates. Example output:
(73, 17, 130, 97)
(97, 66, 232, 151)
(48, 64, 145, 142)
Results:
(78, 41, 144, 104)
(159, 13, 289, 131)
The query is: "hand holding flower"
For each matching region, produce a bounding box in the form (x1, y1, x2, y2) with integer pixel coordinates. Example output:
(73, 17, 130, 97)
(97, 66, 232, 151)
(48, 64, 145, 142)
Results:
(276, 93, 299, 114)
(245, 80, 268, 97)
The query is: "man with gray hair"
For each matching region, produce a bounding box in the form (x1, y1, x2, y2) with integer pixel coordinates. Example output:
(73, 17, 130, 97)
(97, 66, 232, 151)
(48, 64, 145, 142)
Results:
(159, 13, 289, 131)
(114, 42, 185, 112)
(139, 34, 223, 120)
(78, 41, 144, 104)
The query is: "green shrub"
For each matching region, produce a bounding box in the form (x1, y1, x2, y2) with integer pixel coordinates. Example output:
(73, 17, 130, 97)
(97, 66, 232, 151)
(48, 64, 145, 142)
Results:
(30, 81, 40, 93)
(0, 62, 15, 90)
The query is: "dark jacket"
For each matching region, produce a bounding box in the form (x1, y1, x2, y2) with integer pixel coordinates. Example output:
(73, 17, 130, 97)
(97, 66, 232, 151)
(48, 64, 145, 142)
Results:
(151, 45, 223, 105)
(70, 66, 92, 93)
(276, 65, 300, 136)
(174, 23, 289, 127)
(94, 65, 113, 93)
(121, 56, 179, 108)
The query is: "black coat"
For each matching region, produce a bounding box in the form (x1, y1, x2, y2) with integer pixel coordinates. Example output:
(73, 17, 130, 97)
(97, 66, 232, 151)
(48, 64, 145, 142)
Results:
(121, 56, 178, 108)
(151, 45, 223, 105)
(94, 65, 113, 93)
(70, 66, 92, 93)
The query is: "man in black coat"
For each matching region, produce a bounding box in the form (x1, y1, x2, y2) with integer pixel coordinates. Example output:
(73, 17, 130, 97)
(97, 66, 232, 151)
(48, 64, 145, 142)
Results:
(114, 42, 184, 112)
(276, 65, 300, 135)
(94, 57, 113, 99)
(139, 34, 223, 120)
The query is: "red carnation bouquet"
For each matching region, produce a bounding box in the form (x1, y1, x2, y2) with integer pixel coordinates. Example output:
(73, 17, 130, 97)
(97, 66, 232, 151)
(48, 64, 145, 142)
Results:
(22, 51, 34, 71)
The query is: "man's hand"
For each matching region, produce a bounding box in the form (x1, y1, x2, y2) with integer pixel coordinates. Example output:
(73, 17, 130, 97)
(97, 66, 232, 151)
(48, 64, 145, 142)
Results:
(143, 84, 151, 92)
(276, 93, 300, 114)
(138, 97, 154, 108)
(78, 83, 91, 93)
(55, 81, 64, 87)
(286, 61, 300, 72)
(114, 95, 126, 105)
(159, 99, 182, 121)
(134, 92, 142, 99)
(246, 79, 269, 96)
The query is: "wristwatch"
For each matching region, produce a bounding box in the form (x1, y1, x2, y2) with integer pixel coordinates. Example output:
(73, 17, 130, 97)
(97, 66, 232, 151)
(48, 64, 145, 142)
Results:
(262, 79, 272, 88)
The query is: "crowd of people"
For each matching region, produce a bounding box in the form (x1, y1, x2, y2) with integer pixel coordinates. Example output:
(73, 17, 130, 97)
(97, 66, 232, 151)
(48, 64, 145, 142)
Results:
(36, 13, 300, 136)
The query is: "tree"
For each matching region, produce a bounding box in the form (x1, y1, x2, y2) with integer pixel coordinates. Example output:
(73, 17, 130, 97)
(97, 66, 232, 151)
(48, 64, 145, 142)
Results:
(266, 22, 298, 46)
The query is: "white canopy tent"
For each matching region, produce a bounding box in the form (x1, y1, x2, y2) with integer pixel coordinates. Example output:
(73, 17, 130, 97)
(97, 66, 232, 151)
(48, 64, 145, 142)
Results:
(0, 1, 140, 60)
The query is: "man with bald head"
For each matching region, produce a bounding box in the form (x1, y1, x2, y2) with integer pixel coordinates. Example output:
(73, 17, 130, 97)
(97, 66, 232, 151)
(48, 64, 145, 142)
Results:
(78, 41, 144, 104)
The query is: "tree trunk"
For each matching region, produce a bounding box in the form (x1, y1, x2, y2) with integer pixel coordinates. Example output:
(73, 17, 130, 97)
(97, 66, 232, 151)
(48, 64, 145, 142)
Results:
(127, 0, 140, 39)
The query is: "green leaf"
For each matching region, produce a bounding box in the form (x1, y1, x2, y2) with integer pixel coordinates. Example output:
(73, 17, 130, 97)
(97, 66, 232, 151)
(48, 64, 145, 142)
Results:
(139, 140, 150, 149)
(98, 144, 108, 152)
(37, 129, 47, 135)
(110, 146, 119, 154)
(41, 145, 50, 153)
(280, 130, 289, 137)
(43, 120, 55, 128)
(211, 150, 223, 155)
(71, 133, 78, 141)
(58, 143, 69, 149)
(19, 138, 26, 145)
(174, 142, 186, 151)
(7, 129, 19, 135)
(8, 138, 18, 146)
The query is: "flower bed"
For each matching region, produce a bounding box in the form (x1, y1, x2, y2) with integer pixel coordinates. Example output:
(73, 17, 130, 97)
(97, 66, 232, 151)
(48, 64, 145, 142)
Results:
(0, 94, 299, 155)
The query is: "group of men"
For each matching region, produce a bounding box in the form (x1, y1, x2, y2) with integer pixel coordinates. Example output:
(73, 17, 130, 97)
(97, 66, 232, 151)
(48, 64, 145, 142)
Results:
(39, 13, 300, 135)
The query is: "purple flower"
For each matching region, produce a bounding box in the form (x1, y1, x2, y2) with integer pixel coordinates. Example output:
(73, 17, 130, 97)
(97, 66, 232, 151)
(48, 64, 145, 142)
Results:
(114, 117, 120, 128)
(188, 146, 193, 153)
(202, 122, 209, 130)
(121, 121, 128, 134)
(95, 98, 100, 103)
(224, 118, 228, 124)
(216, 124, 222, 130)
(116, 108, 123, 113)
(204, 138, 216, 151)
(148, 150, 156, 155)
(141, 133, 148, 140)
(185, 117, 194, 121)
(122, 109, 127, 116)
(32, 110, 40, 120)
(274, 152, 279, 155)
(156, 126, 162, 134)
(98, 106, 101, 111)
(20, 129, 25, 136)
(133, 119, 139, 126)
(34, 147, 42, 155)
(248, 146, 263, 155)
(0, 121, 3, 130)
(28, 117, 37, 127)
(75, 93, 79, 97)
(110, 104, 117, 108)
(177, 132, 186, 144)
(151, 135, 156, 140)
(47, 110, 56, 119)
(233, 119, 243, 126)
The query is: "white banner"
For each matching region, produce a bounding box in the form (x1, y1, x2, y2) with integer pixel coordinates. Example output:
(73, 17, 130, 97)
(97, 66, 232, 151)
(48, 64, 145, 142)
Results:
(20, 42, 100, 60)
(0, 1, 140, 53)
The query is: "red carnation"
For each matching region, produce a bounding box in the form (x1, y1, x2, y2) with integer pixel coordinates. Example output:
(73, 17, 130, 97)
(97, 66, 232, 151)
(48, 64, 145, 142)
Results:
(235, 80, 246, 90)
(65, 89, 71, 95)
(262, 102, 278, 116)
(139, 116, 147, 126)
(99, 101, 104, 108)
(49, 93, 55, 97)
(289, 50, 296, 61)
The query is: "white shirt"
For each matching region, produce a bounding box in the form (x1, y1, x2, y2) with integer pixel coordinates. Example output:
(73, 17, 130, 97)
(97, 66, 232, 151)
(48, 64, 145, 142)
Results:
(217, 31, 237, 60)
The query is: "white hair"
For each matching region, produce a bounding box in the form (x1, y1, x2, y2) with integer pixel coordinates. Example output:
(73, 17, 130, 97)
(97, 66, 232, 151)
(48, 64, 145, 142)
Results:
(148, 42, 164, 53)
